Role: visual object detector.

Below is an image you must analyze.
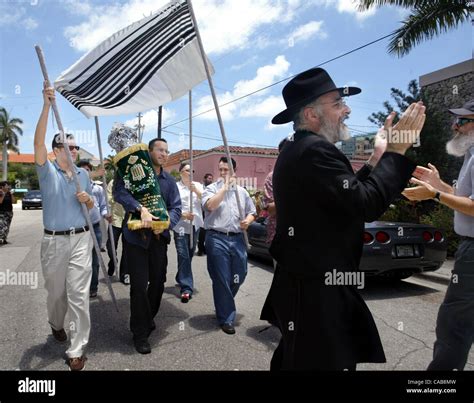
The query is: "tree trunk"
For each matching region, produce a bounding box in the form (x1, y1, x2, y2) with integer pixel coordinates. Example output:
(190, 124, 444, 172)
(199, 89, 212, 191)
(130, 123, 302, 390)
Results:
(2, 139, 7, 181)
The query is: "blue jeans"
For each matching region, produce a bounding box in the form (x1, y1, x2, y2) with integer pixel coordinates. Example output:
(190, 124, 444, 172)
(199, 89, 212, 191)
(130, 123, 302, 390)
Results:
(90, 222, 102, 293)
(173, 228, 199, 294)
(205, 230, 247, 325)
(428, 239, 474, 370)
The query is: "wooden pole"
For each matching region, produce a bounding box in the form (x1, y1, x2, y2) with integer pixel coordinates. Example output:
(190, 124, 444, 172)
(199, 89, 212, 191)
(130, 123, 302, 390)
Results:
(188, 91, 193, 248)
(34, 45, 119, 312)
(158, 106, 162, 139)
(186, 0, 249, 248)
(138, 112, 143, 142)
(94, 117, 119, 279)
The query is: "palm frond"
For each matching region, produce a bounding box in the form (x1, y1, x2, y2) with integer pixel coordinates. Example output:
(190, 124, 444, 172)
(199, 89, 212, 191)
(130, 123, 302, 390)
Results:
(387, 1, 471, 56)
(9, 118, 23, 126)
(358, 0, 428, 11)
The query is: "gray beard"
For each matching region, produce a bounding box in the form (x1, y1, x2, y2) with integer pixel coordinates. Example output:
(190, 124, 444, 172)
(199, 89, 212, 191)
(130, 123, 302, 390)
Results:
(319, 118, 351, 143)
(446, 130, 474, 157)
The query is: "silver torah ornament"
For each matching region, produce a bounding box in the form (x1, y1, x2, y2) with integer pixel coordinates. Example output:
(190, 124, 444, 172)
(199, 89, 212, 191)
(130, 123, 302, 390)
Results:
(107, 123, 140, 153)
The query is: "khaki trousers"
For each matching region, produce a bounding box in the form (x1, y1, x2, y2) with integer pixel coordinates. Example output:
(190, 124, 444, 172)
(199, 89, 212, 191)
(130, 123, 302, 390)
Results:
(40, 230, 92, 358)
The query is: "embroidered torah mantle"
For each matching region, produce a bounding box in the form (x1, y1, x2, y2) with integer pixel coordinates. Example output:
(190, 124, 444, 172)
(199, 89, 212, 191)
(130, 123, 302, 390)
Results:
(114, 143, 170, 231)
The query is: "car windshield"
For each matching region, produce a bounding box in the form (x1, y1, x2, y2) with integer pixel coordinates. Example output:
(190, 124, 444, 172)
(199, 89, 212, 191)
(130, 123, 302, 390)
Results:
(26, 191, 41, 197)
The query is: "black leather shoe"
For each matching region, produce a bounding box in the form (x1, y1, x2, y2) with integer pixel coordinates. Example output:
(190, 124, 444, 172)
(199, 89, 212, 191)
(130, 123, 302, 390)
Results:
(221, 323, 235, 335)
(134, 339, 151, 354)
(147, 320, 156, 337)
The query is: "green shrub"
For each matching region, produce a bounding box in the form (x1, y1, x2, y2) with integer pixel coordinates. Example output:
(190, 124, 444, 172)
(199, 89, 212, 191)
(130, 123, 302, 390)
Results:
(169, 169, 180, 182)
(7, 163, 39, 190)
(420, 204, 458, 257)
(378, 199, 420, 223)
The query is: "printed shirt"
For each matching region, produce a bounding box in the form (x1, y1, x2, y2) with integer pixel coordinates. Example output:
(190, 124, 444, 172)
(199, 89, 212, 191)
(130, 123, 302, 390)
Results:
(263, 171, 276, 244)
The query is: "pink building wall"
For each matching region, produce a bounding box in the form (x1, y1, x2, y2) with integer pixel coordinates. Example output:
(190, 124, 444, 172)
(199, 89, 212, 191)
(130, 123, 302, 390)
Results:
(166, 152, 277, 190)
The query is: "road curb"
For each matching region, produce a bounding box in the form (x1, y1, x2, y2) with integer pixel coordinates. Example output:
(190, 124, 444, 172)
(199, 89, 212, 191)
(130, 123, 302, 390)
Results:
(414, 271, 451, 286)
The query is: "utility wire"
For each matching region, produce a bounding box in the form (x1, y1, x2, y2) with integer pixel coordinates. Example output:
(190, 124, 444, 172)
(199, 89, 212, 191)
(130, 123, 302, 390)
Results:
(161, 128, 276, 148)
(162, 32, 394, 130)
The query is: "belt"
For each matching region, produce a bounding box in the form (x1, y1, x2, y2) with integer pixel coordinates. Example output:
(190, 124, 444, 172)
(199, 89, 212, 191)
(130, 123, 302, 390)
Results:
(209, 229, 241, 237)
(44, 226, 89, 236)
(460, 236, 474, 241)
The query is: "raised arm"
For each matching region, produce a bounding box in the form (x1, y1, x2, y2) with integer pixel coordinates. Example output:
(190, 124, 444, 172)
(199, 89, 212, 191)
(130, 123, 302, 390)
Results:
(34, 82, 54, 166)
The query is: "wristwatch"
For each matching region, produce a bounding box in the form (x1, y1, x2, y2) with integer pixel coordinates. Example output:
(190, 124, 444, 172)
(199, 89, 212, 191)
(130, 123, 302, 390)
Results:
(433, 191, 441, 202)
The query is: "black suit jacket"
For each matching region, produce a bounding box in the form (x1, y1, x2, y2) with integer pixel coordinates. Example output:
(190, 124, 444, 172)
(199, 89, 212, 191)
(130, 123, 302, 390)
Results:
(270, 130, 416, 276)
(262, 130, 416, 370)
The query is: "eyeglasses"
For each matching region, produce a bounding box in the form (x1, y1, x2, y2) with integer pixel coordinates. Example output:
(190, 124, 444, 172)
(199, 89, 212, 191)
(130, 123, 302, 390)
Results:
(182, 169, 195, 173)
(315, 98, 348, 109)
(57, 145, 80, 151)
(454, 117, 474, 127)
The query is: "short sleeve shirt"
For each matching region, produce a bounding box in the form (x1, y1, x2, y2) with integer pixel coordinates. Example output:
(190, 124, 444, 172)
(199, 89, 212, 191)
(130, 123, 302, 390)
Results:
(202, 179, 256, 233)
(36, 160, 92, 231)
(454, 146, 474, 237)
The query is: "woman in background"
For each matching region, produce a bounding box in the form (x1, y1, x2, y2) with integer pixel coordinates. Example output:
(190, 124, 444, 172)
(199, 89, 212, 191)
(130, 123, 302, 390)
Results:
(173, 163, 203, 303)
(0, 181, 15, 245)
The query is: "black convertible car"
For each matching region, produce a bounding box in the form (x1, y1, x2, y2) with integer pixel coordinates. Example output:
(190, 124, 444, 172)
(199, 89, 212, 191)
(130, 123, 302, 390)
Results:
(247, 217, 447, 280)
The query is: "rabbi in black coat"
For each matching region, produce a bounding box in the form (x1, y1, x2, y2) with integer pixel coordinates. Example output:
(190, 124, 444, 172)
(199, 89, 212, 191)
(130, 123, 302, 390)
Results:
(261, 67, 426, 370)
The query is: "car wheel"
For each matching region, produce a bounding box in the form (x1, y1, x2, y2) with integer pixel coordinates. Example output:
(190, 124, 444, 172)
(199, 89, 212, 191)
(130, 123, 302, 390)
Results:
(22, 206, 25, 210)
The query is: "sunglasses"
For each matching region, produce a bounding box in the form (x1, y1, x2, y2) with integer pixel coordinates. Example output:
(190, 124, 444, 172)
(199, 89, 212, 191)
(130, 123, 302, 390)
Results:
(182, 169, 195, 173)
(454, 117, 474, 127)
(57, 145, 80, 151)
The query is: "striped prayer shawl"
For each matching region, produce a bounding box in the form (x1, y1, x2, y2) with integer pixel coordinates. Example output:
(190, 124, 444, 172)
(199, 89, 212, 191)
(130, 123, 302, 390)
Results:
(54, 0, 213, 118)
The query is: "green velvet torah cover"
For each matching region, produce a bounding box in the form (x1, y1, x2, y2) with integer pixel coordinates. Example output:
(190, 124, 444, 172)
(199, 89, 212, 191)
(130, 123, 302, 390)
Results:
(114, 143, 169, 231)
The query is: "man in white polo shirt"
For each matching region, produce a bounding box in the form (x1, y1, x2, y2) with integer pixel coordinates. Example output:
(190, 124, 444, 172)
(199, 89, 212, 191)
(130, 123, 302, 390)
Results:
(34, 83, 94, 371)
(202, 157, 256, 335)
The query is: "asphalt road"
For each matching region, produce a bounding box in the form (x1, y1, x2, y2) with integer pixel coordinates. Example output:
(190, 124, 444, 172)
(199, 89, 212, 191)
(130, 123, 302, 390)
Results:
(1, 206, 473, 371)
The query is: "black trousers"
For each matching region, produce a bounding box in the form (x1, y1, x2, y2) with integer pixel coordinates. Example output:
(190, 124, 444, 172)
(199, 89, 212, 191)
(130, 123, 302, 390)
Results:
(124, 235, 168, 341)
(427, 239, 474, 370)
(106, 225, 128, 281)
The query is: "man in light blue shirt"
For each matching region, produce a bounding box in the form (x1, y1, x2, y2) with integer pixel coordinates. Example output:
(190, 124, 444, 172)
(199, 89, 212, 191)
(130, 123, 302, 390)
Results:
(77, 160, 110, 298)
(202, 156, 256, 335)
(37, 159, 91, 231)
(403, 99, 474, 370)
(34, 83, 95, 371)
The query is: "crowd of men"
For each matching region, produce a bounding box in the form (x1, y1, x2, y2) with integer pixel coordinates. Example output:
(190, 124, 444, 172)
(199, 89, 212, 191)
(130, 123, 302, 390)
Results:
(12, 69, 473, 371)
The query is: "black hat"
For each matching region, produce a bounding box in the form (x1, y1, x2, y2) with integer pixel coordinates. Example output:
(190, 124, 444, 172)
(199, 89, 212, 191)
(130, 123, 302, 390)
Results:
(448, 99, 474, 116)
(271, 67, 361, 125)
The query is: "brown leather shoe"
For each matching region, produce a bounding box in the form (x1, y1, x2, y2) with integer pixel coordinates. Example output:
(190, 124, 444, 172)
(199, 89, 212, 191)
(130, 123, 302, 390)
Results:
(68, 356, 87, 371)
(51, 327, 67, 342)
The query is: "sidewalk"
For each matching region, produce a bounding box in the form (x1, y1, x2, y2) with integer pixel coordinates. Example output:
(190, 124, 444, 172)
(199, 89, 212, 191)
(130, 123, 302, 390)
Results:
(414, 258, 454, 285)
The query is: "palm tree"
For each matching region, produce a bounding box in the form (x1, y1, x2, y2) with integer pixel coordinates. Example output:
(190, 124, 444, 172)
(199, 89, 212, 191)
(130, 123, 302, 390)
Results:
(104, 154, 117, 183)
(358, 0, 471, 57)
(0, 108, 23, 181)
